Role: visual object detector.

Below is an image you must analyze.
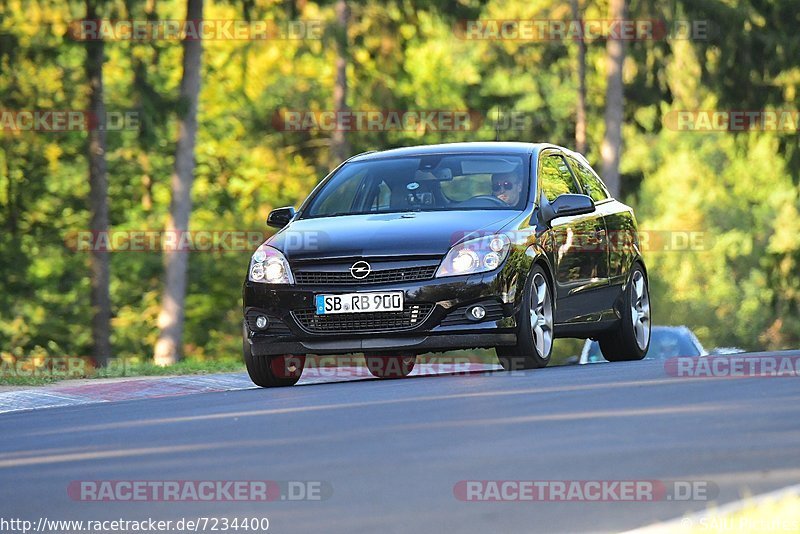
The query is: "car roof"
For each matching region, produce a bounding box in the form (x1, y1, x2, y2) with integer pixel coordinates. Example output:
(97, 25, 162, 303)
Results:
(348, 142, 564, 162)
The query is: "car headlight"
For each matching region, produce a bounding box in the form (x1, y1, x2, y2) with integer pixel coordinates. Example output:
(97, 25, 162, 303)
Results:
(436, 234, 511, 277)
(249, 245, 294, 284)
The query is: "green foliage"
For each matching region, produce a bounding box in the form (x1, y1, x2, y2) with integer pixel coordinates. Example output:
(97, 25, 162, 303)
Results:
(637, 133, 800, 350)
(0, 0, 798, 368)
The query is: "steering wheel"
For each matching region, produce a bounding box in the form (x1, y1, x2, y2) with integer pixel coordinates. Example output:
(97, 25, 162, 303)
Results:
(461, 194, 509, 207)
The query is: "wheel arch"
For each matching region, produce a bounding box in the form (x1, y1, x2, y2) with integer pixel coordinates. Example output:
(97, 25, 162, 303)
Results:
(624, 255, 649, 292)
(524, 246, 556, 315)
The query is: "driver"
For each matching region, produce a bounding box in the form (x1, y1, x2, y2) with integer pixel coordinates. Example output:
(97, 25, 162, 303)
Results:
(491, 168, 523, 205)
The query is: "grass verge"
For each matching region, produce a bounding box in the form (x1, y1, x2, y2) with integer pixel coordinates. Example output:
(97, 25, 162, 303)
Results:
(0, 356, 245, 387)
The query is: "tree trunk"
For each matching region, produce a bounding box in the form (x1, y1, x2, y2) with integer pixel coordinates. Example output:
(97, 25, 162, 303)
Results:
(154, 0, 203, 366)
(571, 0, 587, 155)
(601, 0, 625, 197)
(330, 0, 350, 165)
(86, 0, 112, 367)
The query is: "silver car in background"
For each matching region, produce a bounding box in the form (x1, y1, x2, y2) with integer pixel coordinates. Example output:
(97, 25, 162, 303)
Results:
(579, 325, 707, 364)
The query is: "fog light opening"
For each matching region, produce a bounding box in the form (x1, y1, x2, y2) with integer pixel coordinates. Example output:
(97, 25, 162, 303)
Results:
(255, 315, 269, 330)
(468, 306, 486, 321)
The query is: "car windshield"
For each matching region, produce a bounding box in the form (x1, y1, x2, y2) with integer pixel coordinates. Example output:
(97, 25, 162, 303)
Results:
(302, 154, 529, 218)
(646, 330, 701, 359)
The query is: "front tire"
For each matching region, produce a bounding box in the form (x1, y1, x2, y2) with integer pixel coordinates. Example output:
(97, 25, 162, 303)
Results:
(496, 265, 554, 370)
(243, 324, 305, 387)
(599, 264, 651, 362)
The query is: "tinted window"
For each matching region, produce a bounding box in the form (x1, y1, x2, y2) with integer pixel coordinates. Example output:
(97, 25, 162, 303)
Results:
(539, 154, 579, 202)
(440, 174, 492, 201)
(569, 156, 611, 202)
(369, 180, 392, 211)
(303, 154, 528, 217)
(312, 168, 366, 215)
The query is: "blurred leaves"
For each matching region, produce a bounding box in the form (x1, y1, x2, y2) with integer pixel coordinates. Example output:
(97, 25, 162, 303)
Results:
(0, 0, 798, 360)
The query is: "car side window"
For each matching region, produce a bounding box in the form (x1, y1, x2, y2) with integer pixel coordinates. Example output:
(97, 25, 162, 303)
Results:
(539, 154, 579, 202)
(311, 169, 366, 216)
(568, 156, 611, 202)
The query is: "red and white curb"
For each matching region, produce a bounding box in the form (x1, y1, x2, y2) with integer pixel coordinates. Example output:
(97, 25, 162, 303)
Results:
(0, 363, 502, 415)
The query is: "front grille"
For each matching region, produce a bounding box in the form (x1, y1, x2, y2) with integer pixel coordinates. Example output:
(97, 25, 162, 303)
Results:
(294, 265, 437, 286)
(293, 304, 434, 333)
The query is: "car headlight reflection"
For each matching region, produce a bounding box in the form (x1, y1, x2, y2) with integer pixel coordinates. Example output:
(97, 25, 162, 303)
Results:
(249, 245, 294, 284)
(436, 234, 511, 278)
(452, 249, 479, 273)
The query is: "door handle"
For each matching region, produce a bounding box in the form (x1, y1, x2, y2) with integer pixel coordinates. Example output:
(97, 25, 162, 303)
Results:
(594, 229, 606, 241)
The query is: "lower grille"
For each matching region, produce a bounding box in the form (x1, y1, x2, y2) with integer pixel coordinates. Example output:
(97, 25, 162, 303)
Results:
(245, 309, 292, 335)
(294, 265, 438, 285)
(440, 301, 506, 326)
(293, 304, 434, 333)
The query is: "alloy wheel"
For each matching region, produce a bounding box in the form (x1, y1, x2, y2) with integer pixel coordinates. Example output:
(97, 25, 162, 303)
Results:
(529, 272, 553, 358)
(630, 270, 651, 350)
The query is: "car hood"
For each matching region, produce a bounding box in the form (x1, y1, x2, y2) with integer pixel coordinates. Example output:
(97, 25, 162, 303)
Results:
(269, 210, 521, 261)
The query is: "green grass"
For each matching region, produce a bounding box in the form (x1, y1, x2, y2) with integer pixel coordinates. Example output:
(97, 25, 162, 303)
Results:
(0, 375, 61, 387)
(95, 358, 246, 378)
(0, 356, 245, 387)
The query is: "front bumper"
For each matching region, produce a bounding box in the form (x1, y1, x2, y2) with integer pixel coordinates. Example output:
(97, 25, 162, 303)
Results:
(242, 268, 524, 357)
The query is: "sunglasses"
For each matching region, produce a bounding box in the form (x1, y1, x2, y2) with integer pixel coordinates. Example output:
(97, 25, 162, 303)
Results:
(492, 181, 516, 193)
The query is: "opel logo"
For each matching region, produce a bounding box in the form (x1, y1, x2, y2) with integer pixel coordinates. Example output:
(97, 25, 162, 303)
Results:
(350, 261, 371, 279)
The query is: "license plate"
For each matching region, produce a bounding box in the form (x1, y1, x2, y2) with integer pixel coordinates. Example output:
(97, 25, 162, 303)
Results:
(315, 292, 404, 315)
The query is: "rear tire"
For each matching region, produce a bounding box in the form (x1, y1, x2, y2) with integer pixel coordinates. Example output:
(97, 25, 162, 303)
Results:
(599, 264, 651, 362)
(243, 323, 305, 387)
(364, 354, 416, 379)
(496, 265, 553, 371)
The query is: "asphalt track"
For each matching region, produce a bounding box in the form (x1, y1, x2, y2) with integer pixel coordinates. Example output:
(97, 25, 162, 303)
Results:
(1, 353, 799, 534)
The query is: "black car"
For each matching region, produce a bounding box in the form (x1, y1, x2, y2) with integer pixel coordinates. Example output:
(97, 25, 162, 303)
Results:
(243, 142, 651, 387)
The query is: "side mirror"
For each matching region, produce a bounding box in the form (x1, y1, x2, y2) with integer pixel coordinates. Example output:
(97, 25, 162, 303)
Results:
(267, 206, 296, 229)
(549, 194, 595, 220)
